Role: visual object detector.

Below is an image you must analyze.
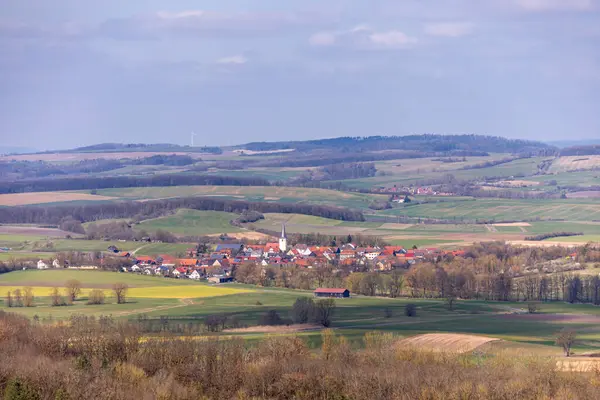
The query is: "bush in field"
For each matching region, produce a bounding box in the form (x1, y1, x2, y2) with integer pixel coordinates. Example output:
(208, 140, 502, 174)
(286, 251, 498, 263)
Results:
(313, 299, 336, 327)
(259, 310, 285, 326)
(405, 303, 417, 317)
(50, 287, 68, 307)
(291, 297, 315, 324)
(23, 287, 34, 307)
(87, 290, 105, 305)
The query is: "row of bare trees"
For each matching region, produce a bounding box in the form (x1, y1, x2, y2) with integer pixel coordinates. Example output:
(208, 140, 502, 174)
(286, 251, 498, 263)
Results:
(4, 281, 129, 308)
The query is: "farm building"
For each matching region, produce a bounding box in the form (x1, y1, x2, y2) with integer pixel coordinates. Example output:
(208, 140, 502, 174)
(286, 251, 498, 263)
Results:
(314, 288, 350, 298)
(208, 276, 234, 284)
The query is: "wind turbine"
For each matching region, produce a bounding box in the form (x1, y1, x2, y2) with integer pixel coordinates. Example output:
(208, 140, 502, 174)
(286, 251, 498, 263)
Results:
(190, 132, 197, 147)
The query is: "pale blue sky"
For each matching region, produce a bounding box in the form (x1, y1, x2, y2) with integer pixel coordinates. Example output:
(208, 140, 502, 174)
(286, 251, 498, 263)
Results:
(1, 0, 599, 149)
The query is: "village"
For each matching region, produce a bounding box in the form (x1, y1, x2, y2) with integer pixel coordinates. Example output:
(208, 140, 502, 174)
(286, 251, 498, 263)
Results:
(100, 225, 465, 282)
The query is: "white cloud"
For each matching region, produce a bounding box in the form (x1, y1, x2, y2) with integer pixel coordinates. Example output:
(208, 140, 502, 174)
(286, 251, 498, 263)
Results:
(424, 22, 474, 38)
(369, 31, 417, 48)
(309, 26, 417, 50)
(217, 55, 248, 64)
(514, 0, 594, 11)
(309, 32, 337, 46)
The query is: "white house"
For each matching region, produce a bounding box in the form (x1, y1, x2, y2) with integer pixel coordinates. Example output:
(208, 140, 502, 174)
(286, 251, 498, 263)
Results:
(37, 260, 48, 270)
(131, 265, 141, 272)
(365, 251, 382, 261)
(189, 270, 202, 280)
(52, 259, 61, 268)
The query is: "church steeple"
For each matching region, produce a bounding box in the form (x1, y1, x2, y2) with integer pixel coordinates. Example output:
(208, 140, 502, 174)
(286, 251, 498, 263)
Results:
(279, 223, 287, 252)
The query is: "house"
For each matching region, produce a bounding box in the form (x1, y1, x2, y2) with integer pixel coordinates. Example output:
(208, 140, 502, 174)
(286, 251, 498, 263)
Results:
(52, 259, 62, 268)
(313, 288, 350, 298)
(189, 270, 202, 280)
(131, 265, 141, 272)
(339, 250, 356, 261)
(37, 260, 48, 270)
(178, 259, 198, 267)
(364, 249, 382, 260)
(135, 256, 155, 265)
(208, 276, 234, 284)
(118, 251, 131, 258)
(265, 242, 281, 254)
(173, 267, 188, 278)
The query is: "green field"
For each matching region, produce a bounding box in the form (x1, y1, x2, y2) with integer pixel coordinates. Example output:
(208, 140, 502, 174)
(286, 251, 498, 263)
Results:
(136, 209, 242, 235)
(90, 185, 386, 210)
(547, 235, 600, 243)
(4, 269, 600, 355)
(377, 198, 600, 222)
(0, 252, 56, 261)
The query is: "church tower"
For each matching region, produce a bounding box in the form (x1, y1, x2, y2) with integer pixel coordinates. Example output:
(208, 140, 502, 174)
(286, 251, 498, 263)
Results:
(279, 223, 287, 252)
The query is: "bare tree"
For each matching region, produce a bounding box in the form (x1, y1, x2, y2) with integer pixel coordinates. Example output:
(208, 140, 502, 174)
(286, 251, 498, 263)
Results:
(65, 279, 82, 302)
(23, 287, 34, 307)
(314, 299, 336, 327)
(556, 328, 577, 357)
(5, 290, 13, 308)
(13, 289, 23, 307)
(389, 270, 404, 298)
(112, 283, 129, 304)
(50, 287, 67, 307)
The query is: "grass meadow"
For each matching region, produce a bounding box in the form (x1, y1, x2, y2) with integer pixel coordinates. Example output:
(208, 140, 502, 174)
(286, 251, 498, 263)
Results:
(4, 270, 600, 355)
(135, 209, 242, 235)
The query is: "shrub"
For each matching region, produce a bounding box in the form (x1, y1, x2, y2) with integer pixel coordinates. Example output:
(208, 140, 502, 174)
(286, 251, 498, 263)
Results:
(259, 310, 284, 326)
(405, 303, 417, 317)
(383, 307, 393, 318)
(4, 378, 40, 400)
(87, 289, 106, 305)
(528, 302, 540, 314)
(313, 299, 336, 327)
(291, 297, 315, 324)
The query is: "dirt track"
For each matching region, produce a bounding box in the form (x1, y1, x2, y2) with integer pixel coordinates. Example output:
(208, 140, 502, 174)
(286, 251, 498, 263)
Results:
(0, 192, 115, 206)
(399, 333, 499, 353)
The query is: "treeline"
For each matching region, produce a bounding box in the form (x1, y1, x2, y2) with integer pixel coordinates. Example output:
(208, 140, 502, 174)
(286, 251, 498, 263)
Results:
(525, 232, 584, 241)
(2, 312, 597, 399)
(243, 134, 554, 154)
(0, 197, 365, 224)
(560, 145, 600, 156)
(318, 162, 377, 180)
(459, 156, 525, 170)
(63, 142, 222, 154)
(0, 155, 202, 181)
(0, 174, 270, 194)
(250, 150, 489, 169)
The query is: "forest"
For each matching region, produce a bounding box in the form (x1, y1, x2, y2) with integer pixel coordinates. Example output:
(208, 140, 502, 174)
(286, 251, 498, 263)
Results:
(242, 134, 556, 154)
(0, 196, 365, 224)
(0, 174, 270, 194)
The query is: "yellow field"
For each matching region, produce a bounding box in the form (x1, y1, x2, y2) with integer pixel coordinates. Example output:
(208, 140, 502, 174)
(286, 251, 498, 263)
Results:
(128, 285, 252, 298)
(1, 285, 252, 299)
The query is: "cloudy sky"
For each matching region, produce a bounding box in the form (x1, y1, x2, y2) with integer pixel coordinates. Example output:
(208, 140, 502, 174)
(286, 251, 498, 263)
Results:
(1, 0, 599, 150)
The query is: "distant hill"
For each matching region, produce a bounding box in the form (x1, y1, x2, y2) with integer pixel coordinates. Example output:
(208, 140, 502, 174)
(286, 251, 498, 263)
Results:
(548, 139, 600, 148)
(41, 143, 223, 155)
(0, 146, 37, 155)
(240, 135, 555, 155)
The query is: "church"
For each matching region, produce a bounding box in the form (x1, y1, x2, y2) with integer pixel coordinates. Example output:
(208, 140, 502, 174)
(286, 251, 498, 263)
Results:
(278, 223, 287, 252)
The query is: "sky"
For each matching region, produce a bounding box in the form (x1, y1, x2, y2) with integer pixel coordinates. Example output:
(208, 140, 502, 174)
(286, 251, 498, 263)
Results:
(0, 0, 599, 150)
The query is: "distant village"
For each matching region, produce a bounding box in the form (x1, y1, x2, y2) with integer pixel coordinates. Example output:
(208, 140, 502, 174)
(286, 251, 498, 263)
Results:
(28, 224, 465, 282)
